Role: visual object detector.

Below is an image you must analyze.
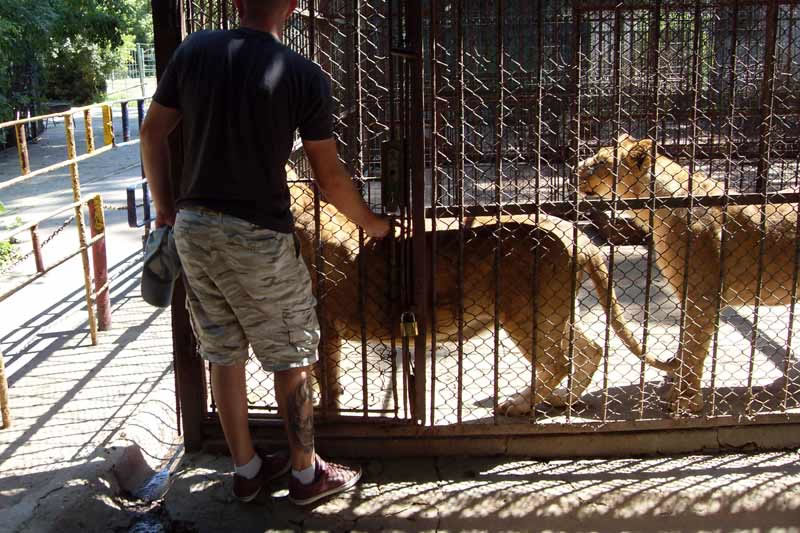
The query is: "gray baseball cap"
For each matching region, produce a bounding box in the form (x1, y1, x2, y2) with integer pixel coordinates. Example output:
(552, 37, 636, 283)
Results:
(141, 226, 181, 307)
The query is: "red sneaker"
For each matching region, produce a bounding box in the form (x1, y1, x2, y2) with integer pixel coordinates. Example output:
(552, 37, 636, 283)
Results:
(288, 456, 362, 506)
(233, 448, 291, 503)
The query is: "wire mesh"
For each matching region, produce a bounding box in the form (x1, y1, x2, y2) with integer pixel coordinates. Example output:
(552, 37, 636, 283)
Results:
(183, 0, 800, 430)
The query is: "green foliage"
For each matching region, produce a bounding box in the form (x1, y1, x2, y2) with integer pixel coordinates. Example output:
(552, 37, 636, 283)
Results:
(44, 40, 118, 105)
(0, 0, 152, 121)
(0, 239, 18, 268)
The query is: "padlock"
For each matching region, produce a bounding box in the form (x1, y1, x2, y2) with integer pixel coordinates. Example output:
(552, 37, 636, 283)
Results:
(401, 311, 418, 338)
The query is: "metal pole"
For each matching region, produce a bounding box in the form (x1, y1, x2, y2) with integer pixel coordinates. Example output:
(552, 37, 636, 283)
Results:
(408, 0, 427, 425)
(84, 109, 95, 153)
(30, 225, 44, 273)
(138, 44, 147, 97)
(0, 352, 10, 429)
(88, 195, 111, 331)
(64, 113, 98, 346)
(121, 102, 130, 142)
(102, 105, 115, 146)
(15, 124, 30, 175)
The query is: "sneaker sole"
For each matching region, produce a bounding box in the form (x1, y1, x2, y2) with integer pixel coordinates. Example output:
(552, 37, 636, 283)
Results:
(288, 467, 362, 506)
(236, 488, 261, 504)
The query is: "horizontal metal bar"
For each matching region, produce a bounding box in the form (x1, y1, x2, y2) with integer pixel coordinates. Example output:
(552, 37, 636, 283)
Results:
(0, 232, 105, 303)
(207, 423, 800, 457)
(390, 47, 418, 59)
(89, 277, 110, 303)
(0, 98, 152, 129)
(208, 411, 800, 439)
(426, 192, 800, 220)
(126, 179, 155, 228)
(0, 198, 93, 241)
(0, 144, 115, 192)
(574, 0, 799, 11)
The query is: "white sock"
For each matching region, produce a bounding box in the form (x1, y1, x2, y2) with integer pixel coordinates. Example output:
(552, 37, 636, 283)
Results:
(234, 453, 262, 480)
(292, 462, 316, 485)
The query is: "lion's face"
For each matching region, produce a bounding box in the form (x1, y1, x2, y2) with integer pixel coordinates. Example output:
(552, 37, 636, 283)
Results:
(576, 135, 654, 199)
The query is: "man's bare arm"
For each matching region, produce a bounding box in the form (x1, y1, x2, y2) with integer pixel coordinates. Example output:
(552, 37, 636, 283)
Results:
(140, 102, 183, 227)
(302, 138, 390, 238)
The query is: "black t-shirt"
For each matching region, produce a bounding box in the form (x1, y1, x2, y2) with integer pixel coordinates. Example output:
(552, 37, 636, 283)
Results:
(152, 28, 334, 233)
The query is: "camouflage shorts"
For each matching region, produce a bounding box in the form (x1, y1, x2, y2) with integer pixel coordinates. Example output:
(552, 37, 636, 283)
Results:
(173, 207, 319, 372)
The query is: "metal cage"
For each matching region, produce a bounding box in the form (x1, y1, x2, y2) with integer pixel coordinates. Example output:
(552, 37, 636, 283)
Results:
(156, 0, 800, 456)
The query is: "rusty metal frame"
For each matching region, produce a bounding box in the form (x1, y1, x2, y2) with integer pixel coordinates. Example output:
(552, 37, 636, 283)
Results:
(156, 0, 800, 454)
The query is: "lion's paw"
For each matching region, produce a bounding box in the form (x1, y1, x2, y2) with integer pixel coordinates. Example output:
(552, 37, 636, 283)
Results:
(496, 396, 533, 417)
(668, 392, 705, 416)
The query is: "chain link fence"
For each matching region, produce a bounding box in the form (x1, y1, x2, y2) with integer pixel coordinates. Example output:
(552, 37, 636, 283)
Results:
(108, 44, 157, 99)
(181, 0, 800, 433)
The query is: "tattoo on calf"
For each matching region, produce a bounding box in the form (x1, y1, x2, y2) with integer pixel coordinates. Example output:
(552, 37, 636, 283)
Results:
(288, 378, 314, 454)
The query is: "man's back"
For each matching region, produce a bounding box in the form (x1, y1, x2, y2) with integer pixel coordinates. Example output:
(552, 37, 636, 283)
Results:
(153, 28, 333, 232)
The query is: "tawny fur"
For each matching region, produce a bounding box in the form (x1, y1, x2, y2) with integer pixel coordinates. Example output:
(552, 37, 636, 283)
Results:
(289, 174, 670, 417)
(577, 134, 798, 413)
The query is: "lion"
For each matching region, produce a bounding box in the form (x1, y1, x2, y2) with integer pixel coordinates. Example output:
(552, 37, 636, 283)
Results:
(289, 177, 673, 417)
(576, 134, 798, 412)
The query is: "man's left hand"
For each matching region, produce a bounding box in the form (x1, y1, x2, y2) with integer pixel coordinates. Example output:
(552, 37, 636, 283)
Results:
(156, 209, 176, 228)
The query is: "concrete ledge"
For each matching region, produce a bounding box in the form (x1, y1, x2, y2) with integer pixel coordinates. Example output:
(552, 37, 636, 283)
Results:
(199, 423, 800, 458)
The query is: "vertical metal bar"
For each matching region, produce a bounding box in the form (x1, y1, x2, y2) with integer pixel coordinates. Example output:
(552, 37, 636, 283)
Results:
(30, 225, 44, 273)
(408, 0, 427, 425)
(138, 45, 147, 97)
(674, 0, 702, 414)
(786, 185, 800, 411)
(65, 114, 98, 346)
(137, 99, 145, 130)
(757, 0, 779, 190)
(456, 0, 465, 425)
(639, 0, 661, 419)
(600, 6, 623, 423)
(0, 352, 10, 429)
(121, 102, 131, 142)
(84, 109, 95, 153)
(353, 0, 370, 417)
(492, 0, 504, 423)
(529, 0, 543, 423)
(566, 4, 584, 424)
(710, 0, 740, 417)
(88, 195, 111, 331)
(311, 0, 330, 418)
(102, 105, 115, 146)
(153, 0, 201, 449)
(748, 0, 779, 415)
(15, 124, 30, 176)
(385, 0, 399, 418)
(143, 182, 153, 234)
(428, 0, 439, 425)
(784, 5, 800, 413)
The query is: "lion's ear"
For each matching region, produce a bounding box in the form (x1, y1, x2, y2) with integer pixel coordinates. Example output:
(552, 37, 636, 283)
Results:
(628, 139, 654, 168)
(617, 132, 634, 145)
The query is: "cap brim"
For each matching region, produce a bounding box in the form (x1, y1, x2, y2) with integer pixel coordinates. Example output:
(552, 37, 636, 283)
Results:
(141, 274, 175, 308)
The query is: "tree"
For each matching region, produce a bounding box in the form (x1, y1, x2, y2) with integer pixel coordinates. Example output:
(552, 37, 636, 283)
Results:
(0, 0, 152, 124)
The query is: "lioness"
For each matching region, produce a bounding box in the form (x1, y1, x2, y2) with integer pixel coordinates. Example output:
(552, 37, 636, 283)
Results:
(289, 178, 672, 416)
(577, 134, 798, 412)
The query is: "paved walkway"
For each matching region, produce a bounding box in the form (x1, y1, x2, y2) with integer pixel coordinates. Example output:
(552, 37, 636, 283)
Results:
(1, 109, 799, 533)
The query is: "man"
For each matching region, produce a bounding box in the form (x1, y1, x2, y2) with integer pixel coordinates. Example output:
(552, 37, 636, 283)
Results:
(140, 0, 390, 505)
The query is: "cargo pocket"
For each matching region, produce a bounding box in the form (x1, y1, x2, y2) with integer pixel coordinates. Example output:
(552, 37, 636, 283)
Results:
(283, 305, 320, 358)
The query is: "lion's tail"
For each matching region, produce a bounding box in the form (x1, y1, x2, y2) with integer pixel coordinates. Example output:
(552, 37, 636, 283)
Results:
(585, 247, 677, 374)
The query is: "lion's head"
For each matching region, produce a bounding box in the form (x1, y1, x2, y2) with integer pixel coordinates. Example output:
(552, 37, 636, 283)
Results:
(576, 134, 654, 199)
